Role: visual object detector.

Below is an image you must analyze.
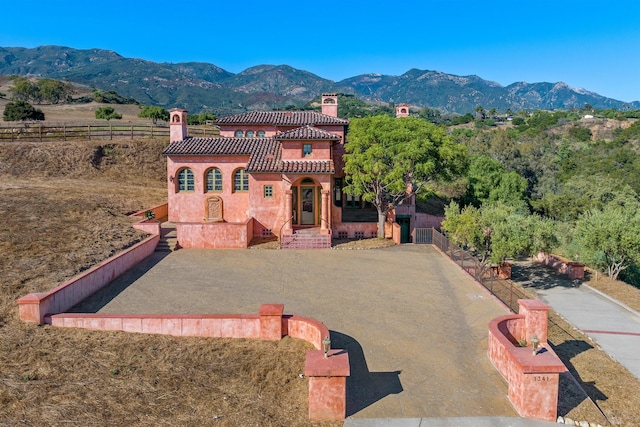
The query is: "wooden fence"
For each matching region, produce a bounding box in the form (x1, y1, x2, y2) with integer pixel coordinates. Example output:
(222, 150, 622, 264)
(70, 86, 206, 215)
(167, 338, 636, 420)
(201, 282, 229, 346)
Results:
(0, 123, 218, 142)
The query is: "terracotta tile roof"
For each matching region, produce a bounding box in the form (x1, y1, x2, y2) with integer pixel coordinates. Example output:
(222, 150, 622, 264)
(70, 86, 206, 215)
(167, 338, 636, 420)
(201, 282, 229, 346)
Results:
(164, 133, 334, 175)
(279, 160, 334, 174)
(216, 111, 348, 126)
(246, 139, 281, 173)
(276, 125, 341, 141)
(162, 137, 270, 156)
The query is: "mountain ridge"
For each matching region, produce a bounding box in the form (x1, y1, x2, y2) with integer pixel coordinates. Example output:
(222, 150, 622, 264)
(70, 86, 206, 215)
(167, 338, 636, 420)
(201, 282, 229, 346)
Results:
(1, 45, 638, 114)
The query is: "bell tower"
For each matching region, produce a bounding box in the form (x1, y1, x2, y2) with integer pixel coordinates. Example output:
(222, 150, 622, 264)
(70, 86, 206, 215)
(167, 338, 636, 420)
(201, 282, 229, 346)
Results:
(169, 108, 188, 142)
(395, 103, 410, 118)
(321, 93, 338, 117)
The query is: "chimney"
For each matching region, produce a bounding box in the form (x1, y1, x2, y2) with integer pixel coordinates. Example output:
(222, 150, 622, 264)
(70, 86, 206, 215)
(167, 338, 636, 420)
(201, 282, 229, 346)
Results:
(395, 103, 410, 118)
(321, 93, 338, 117)
(169, 108, 188, 141)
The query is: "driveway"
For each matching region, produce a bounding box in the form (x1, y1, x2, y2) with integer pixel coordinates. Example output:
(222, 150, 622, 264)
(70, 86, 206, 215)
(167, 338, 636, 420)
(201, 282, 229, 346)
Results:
(72, 245, 517, 419)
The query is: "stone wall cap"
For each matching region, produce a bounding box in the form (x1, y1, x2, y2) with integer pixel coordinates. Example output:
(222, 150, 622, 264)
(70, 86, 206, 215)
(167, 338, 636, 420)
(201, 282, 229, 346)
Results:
(518, 299, 551, 311)
(305, 350, 350, 377)
(259, 303, 285, 316)
(513, 346, 567, 373)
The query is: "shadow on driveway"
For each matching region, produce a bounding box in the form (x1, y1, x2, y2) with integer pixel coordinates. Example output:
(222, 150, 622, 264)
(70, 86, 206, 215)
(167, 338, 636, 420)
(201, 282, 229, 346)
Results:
(331, 331, 403, 416)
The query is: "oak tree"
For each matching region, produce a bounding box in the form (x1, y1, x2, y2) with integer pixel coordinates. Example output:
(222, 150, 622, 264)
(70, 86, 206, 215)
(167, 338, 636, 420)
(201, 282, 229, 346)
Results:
(95, 106, 122, 121)
(343, 115, 466, 237)
(3, 100, 45, 121)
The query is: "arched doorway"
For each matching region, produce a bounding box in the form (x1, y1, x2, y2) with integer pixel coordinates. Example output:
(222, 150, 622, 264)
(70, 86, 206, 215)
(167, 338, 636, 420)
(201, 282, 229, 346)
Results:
(292, 177, 322, 227)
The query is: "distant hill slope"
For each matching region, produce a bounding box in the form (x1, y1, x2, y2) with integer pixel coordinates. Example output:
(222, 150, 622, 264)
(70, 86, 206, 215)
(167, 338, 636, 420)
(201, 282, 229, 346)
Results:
(1, 45, 638, 114)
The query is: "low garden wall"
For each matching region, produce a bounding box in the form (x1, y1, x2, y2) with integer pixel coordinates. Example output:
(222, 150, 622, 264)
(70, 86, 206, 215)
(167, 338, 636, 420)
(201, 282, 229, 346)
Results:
(332, 222, 378, 239)
(47, 304, 349, 421)
(488, 299, 567, 422)
(535, 253, 585, 280)
(130, 203, 169, 221)
(47, 306, 330, 349)
(17, 234, 160, 324)
(130, 203, 169, 235)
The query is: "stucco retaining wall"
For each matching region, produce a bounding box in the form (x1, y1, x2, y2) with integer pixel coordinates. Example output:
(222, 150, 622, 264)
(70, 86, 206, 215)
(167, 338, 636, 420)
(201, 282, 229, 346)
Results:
(47, 310, 330, 349)
(17, 234, 160, 324)
(176, 218, 253, 248)
(332, 222, 378, 239)
(47, 305, 347, 421)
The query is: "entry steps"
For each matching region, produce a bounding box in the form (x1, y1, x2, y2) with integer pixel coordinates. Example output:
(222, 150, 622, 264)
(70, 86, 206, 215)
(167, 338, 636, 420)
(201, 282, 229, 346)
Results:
(155, 222, 178, 252)
(280, 227, 331, 249)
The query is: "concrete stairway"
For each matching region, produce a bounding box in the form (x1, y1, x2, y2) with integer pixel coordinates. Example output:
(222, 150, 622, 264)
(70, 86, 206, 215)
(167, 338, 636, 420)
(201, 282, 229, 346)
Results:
(280, 227, 331, 249)
(155, 222, 178, 252)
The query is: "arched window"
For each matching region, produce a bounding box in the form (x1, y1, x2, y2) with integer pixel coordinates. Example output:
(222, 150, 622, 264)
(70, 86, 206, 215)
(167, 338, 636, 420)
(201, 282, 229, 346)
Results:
(205, 168, 222, 192)
(233, 168, 249, 192)
(177, 168, 194, 192)
(235, 130, 244, 137)
(257, 130, 265, 137)
(246, 130, 255, 138)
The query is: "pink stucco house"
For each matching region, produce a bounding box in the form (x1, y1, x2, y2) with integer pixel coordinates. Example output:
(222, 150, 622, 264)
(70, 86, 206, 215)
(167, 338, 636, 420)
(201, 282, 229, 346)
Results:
(163, 93, 395, 249)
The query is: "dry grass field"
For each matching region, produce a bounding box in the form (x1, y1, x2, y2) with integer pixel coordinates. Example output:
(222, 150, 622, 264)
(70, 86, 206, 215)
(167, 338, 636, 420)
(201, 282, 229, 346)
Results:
(0, 138, 334, 426)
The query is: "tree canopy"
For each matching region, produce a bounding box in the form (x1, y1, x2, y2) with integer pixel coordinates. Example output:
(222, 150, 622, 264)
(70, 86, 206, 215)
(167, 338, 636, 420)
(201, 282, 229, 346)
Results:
(187, 112, 216, 125)
(442, 202, 557, 267)
(343, 115, 466, 236)
(3, 100, 45, 121)
(449, 108, 640, 285)
(573, 203, 640, 280)
(95, 106, 122, 121)
(138, 105, 169, 124)
(8, 77, 74, 104)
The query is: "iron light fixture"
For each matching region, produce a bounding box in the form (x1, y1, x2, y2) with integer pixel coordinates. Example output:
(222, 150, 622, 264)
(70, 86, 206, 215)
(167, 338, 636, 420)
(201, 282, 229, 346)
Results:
(322, 336, 331, 358)
(531, 334, 540, 356)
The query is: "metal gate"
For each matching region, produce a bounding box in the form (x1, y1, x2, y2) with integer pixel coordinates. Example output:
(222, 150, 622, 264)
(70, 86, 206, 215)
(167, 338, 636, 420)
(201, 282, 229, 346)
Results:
(413, 228, 433, 244)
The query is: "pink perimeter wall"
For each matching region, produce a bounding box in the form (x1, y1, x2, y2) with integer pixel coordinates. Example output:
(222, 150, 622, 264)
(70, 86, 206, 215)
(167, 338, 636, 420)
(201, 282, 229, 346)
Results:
(18, 234, 159, 324)
(48, 305, 347, 421)
(48, 308, 329, 350)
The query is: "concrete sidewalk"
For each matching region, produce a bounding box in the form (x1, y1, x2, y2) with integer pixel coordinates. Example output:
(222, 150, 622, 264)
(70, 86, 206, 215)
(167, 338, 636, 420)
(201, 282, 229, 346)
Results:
(535, 283, 640, 379)
(72, 245, 518, 419)
(512, 262, 640, 380)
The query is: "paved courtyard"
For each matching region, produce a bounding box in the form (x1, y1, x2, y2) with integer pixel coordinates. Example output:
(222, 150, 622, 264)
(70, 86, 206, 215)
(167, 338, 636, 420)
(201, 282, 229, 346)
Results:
(73, 244, 517, 419)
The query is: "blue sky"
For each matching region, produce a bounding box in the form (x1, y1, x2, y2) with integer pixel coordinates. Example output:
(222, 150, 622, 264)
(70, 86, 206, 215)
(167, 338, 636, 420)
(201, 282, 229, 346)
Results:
(1, 0, 639, 102)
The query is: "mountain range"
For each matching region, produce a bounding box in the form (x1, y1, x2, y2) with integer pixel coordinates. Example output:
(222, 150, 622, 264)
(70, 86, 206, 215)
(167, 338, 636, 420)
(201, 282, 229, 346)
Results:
(1, 45, 638, 115)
